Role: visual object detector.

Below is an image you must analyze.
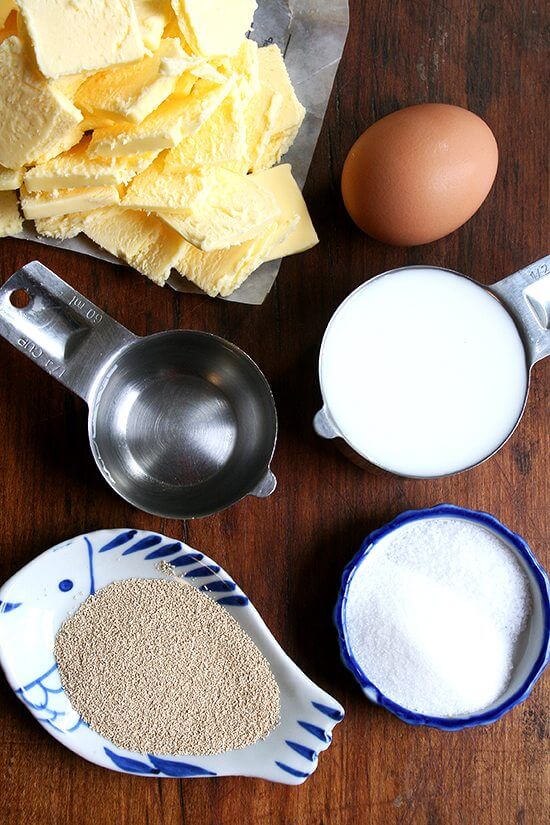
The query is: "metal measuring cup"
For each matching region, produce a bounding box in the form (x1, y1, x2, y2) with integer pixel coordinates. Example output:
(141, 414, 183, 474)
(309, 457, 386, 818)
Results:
(0, 262, 278, 518)
(314, 254, 550, 477)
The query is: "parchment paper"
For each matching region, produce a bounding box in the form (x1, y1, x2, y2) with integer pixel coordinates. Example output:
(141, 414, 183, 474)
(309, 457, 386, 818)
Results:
(15, 1, 349, 305)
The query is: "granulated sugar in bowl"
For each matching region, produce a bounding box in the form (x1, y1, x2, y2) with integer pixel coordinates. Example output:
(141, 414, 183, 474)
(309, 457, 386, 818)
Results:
(55, 576, 280, 756)
(336, 505, 550, 728)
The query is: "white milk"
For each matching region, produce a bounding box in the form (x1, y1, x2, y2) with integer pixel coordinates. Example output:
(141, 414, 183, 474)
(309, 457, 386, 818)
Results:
(320, 268, 528, 477)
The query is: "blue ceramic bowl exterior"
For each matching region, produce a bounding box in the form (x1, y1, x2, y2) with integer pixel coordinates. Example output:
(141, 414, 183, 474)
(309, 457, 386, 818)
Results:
(335, 504, 550, 730)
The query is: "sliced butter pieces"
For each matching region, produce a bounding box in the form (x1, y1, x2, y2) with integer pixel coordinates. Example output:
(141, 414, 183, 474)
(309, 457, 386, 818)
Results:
(254, 45, 305, 171)
(0, 164, 23, 190)
(0, 6, 16, 43)
(35, 211, 89, 240)
(17, 0, 145, 79)
(175, 217, 297, 297)
(75, 38, 193, 125)
(0, 1, 15, 28)
(124, 164, 280, 251)
(82, 207, 187, 286)
(252, 164, 319, 260)
(161, 94, 247, 173)
(0, 189, 22, 236)
(88, 77, 232, 158)
(24, 139, 159, 192)
(0, 36, 83, 168)
(134, 0, 173, 51)
(20, 184, 120, 220)
(171, 0, 257, 58)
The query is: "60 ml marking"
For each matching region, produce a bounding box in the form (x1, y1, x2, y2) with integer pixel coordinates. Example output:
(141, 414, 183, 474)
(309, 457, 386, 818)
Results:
(69, 294, 103, 324)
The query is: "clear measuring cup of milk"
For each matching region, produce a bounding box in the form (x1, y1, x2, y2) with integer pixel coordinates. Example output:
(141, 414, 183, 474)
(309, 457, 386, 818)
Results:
(314, 255, 550, 478)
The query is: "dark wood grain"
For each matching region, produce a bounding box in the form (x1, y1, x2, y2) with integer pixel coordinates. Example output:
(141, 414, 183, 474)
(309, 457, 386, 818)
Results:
(1, 1, 548, 823)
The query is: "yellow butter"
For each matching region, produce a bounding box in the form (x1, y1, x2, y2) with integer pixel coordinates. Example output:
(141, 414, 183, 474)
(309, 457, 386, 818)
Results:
(134, 0, 172, 51)
(17, 0, 144, 79)
(122, 155, 206, 212)
(124, 164, 280, 251)
(34, 211, 89, 240)
(243, 85, 282, 173)
(75, 39, 192, 125)
(157, 168, 280, 251)
(0, 6, 16, 43)
(0, 1, 14, 28)
(255, 45, 305, 170)
(175, 216, 297, 297)
(252, 164, 318, 260)
(24, 139, 159, 192)
(0, 36, 83, 168)
(51, 74, 86, 100)
(88, 76, 232, 158)
(81, 207, 186, 286)
(0, 189, 22, 236)
(0, 164, 23, 190)
(162, 94, 247, 173)
(20, 183, 120, 220)
(171, 0, 257, 58)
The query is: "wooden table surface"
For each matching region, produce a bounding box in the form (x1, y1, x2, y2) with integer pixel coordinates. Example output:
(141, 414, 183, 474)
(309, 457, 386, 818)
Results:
(1, 1, 548, 823)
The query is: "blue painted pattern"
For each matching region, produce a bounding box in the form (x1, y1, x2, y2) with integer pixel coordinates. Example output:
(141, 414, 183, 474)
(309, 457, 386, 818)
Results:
(1, 529, 345, 782)
(0, 600, 22, 613)
(275, 761, 310, 779)
(15, 664, 83, 733)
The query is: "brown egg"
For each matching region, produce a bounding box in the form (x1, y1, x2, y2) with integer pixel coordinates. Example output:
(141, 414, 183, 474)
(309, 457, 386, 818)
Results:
(341, 103, 499, 246)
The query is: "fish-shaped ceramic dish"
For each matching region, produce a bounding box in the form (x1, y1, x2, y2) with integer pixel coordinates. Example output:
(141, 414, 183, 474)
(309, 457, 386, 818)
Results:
(0, 529, 344, 784)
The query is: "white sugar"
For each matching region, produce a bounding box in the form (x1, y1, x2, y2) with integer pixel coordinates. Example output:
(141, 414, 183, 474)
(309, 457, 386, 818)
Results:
(345, 517, 531, 717)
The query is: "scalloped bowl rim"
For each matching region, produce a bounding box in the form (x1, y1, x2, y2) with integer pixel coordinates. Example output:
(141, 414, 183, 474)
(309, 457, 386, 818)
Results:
(335, 504, 550, 730)
(0, 529, 344, 783)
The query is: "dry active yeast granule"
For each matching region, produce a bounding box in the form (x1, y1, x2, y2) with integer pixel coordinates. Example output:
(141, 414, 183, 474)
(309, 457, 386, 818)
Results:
(54, 577, 280, 755)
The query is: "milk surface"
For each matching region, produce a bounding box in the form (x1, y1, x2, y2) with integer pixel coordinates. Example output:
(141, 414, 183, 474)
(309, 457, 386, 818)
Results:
(320, 268, 528, 476)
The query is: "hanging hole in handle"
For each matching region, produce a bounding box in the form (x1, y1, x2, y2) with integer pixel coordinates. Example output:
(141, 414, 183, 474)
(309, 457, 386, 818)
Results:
(9, 288, 31, 309)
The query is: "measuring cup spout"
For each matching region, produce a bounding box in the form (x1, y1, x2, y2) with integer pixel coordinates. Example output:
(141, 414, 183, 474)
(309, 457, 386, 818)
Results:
(491, 253, 550, 366)
(0, 261, 136, 402)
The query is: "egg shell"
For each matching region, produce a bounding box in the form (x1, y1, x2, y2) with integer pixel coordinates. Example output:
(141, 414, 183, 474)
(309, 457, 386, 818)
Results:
(341, 103, 499, 246)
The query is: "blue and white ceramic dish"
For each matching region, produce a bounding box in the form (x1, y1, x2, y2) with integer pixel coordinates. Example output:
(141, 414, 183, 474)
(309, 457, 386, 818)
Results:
(0, 529, 344, 784)
(335, 504, 550, 730)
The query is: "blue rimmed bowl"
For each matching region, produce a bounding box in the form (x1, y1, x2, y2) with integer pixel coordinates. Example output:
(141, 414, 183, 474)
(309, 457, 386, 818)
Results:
(335, 504, 550, 730)
(0, 529, 344, 783)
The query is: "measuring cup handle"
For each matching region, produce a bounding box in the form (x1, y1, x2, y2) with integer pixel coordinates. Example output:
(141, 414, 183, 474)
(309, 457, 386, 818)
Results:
(491, 254, 550, 366)
(0, 261, 136, 401)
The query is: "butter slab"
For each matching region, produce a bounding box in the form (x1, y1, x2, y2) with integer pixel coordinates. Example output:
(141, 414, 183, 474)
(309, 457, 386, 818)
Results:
(88, 76, 232, 158)
(171, 0, 257, 58)
(243, 85, 283, 173)
(75, 38, 192, 125)
(134, 0, 172, 51)
(81, 207, 186, 286)
(252, 164, 318, 260)
(20, 184, 120, 220)
(255, 45, 305, 170)
(17, 0, 145, 79)
(34, 211, 89, 240)
(0, 6, 16, 43)
(0, 189, 22, 236)
(122, 155, 208, 212)
(161, 94, 248, 173)
(155, 168, 280, 250)
(24, 139, 159, 192)
(0, 36, 83, 168)
(123, 164, 280, 251)
(0, 1, 14, 28)
(0, 164, 23, 190)
(175, 217, 297, 297)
